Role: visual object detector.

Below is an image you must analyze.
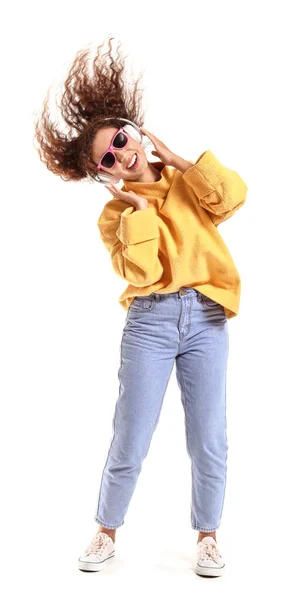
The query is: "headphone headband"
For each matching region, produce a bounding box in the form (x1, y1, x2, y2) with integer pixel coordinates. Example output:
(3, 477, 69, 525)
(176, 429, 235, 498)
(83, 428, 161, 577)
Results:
(100, 117, 142, 136)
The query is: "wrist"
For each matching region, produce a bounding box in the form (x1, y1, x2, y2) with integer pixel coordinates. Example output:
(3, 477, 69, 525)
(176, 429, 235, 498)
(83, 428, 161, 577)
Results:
(135, 200, 148, 210)
(171, 154, 194, 173)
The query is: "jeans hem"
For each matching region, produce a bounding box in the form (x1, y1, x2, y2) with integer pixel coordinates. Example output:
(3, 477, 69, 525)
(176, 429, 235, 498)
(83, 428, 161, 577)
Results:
(94, 516, 124, 528)
(192, 525, 219, 532)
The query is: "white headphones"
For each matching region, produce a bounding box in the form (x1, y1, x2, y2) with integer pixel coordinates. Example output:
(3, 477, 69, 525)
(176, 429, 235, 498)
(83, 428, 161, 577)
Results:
(89, 117, 153, 184)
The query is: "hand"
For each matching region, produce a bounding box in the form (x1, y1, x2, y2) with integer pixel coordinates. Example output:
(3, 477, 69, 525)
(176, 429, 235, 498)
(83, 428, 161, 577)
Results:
(104, 184, 148, 210)
(140, 127, 178, 167)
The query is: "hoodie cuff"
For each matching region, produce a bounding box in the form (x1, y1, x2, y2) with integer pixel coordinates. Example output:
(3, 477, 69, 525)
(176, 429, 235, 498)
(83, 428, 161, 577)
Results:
(182, 150, 227, 198)
(116, 206, 159, 245)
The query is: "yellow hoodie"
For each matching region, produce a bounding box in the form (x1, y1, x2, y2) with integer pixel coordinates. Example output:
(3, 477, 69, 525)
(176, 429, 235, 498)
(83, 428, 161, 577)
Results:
(97, 150, 248, 320)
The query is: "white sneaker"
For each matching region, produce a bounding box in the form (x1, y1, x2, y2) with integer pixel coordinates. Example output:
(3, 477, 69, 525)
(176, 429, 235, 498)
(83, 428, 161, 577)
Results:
(78, 531, 115, 572)
(196, 536, 225, 577)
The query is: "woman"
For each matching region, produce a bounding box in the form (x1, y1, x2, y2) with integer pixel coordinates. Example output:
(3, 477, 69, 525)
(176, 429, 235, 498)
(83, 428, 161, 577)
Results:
(34, 38, 248, 577)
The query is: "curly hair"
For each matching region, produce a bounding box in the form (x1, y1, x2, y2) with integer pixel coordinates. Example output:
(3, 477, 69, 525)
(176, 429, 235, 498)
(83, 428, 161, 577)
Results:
(33, 38, 146, 183)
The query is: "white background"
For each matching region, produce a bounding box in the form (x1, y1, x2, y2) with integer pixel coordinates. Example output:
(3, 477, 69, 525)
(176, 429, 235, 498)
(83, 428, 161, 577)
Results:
(1, 0, 300, 597)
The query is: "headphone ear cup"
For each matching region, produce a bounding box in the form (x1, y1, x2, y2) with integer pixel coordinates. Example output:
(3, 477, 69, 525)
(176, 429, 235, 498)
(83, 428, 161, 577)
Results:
(141, 138, 154, 152)
(123, 123, 153, 153)
(123, 123, 142, 144)
(101, 173, 120, 185)
(92, 172, 120, 185)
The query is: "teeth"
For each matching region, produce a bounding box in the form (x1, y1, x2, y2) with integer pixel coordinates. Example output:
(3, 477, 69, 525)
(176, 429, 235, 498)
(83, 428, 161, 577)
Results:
(127, 153, 137, 168)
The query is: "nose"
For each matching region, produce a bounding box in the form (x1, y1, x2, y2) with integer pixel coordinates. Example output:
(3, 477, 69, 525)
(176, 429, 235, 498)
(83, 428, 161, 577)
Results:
(114, 149, 126, 165)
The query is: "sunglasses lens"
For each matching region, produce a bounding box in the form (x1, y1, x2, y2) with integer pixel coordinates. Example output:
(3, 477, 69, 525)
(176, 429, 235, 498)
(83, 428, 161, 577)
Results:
(99, 131, 128, 169)
(101, 152, 115, 168)
(113, 132, 128, 148)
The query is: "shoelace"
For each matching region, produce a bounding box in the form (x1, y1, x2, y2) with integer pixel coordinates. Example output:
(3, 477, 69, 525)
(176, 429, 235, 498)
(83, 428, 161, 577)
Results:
(197, 542, 222, 562)
(85, 532, 108, 555)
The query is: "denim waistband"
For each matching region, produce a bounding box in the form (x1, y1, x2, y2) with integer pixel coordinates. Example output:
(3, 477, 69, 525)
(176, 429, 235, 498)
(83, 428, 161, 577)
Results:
(149, 287, 200, 301)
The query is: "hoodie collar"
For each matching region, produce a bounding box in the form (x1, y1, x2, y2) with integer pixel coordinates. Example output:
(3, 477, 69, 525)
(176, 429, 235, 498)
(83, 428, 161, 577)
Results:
(122, 161, 175, 198)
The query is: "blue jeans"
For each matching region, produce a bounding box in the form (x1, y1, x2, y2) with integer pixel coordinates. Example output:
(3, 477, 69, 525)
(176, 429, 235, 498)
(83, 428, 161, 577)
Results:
(94, 287, 229, 532)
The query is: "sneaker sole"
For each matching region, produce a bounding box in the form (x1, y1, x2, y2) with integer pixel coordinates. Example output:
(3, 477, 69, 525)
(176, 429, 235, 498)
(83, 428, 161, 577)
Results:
(78, 551, 115, 572)
(196, 563, 225, 577)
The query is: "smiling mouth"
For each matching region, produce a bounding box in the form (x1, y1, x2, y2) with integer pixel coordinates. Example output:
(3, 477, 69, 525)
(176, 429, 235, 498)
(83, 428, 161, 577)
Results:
(126, 153, 138, 169)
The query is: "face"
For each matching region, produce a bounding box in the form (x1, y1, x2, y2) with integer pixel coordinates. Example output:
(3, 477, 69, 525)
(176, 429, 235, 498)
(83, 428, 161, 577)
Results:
(91, 127, 147, 182)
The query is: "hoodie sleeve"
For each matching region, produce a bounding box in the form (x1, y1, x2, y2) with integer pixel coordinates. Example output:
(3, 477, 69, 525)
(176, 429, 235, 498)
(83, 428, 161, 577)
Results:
(181, 150, 248, 226)
(97, 199, 163, 286)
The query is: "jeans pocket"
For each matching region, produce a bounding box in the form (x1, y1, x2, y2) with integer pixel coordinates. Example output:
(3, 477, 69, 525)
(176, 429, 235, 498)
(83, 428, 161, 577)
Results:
(129, 295, 156, 312)
(201, 295, 220, 308)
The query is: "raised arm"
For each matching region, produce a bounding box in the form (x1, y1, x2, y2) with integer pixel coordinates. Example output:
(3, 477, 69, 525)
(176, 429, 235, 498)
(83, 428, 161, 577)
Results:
(175, 150, 248, 227)
(97, 196, 163, 286)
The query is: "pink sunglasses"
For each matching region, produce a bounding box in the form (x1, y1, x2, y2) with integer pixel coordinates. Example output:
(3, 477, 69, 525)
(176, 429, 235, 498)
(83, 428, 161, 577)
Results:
(96, 128, 130, 170)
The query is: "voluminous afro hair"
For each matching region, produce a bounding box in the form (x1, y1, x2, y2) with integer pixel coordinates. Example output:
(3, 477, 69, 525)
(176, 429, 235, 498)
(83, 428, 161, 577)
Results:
(33, 37, 146, 183)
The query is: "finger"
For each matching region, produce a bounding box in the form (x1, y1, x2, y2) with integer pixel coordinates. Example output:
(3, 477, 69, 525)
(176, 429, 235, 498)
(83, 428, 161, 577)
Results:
(105, 185, 119, 194)
(141, 128, 156, 141)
